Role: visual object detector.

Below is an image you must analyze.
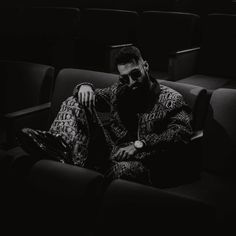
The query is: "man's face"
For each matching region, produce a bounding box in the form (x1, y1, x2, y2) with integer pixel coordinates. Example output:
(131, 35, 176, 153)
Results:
(116, 59, 151, 113)
(117, 59, 149, 91)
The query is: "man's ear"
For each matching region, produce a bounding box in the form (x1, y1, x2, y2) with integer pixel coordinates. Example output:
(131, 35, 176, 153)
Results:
(143, 61, 149, 72)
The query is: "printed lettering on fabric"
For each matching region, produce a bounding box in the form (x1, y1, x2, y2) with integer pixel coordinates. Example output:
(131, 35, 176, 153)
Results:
(48, 82, 193, 176)
(49, 96, 90, 166)
(158, 86, 183, 110)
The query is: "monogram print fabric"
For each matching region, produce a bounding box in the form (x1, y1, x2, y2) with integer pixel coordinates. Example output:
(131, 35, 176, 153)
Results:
(48, 82, 193, 184)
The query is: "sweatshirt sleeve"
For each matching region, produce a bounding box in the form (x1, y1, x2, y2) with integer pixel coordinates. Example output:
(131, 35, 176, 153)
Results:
(72, 82, 118, 112)
(141, 95, 193, 151)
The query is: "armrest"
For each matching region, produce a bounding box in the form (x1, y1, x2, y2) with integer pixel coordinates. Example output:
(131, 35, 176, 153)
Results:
(4, 102, 51, 147)
(189, 130, 203, 155)
(30, 159, 104, 199)
(28, 159, 104, 231)
(191, 130, 203, 142)
(168, 47, 200, 81)
(106, 43, 133, 73)
(5, 102, 51, 119)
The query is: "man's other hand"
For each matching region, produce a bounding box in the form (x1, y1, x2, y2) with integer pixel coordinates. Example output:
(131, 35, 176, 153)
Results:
(77, 85, 95, 109)
(113, 144, 137, 161)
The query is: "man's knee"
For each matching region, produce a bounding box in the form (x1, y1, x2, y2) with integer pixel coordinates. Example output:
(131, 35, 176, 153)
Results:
(107, 161, 148, 180)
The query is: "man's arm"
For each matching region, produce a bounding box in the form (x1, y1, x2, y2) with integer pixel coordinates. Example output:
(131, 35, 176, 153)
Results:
(133, 107, 193, 161)
(142, 109, 193, 150)
(73, 82, 118, 112)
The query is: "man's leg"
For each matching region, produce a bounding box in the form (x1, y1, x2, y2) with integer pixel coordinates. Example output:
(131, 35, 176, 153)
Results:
(49, 96, 91, 166)
(104, 160, 152, 185)
(18, 96, 91, 166)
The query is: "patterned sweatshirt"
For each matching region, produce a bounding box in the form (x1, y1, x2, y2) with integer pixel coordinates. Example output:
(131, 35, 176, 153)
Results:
(49, 79, 193, 166)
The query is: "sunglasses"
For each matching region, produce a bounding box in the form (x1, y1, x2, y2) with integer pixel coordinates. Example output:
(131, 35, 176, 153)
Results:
(119, 69, 142, 84)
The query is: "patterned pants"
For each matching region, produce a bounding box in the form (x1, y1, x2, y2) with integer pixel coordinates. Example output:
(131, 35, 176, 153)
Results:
(49, 96, 152, 185)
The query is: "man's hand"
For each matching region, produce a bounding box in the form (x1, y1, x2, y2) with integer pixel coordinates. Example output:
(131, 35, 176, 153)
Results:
(113, 144, 137, 161)
(77, 85, 95, 109)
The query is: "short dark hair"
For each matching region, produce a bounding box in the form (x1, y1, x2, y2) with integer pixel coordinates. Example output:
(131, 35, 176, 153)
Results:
(115, 46, 143, 66)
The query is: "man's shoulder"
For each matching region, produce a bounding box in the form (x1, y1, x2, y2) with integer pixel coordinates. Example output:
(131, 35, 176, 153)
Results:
(158, 84, 186, 109)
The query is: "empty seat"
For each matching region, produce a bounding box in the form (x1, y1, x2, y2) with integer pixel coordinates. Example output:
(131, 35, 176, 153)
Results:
(26, 159, 104, 235)
(3, 7, 81, 71)
(0, 60, 54, 147)
(75, 8, 139, 72)
(164, 88, 236, 231)
(1, 148, 105, 235)
(0, 7, 21, 60)
(96, 179, 215, 236)
(170, 14, 236, 92)
(137, 11, 200, 80)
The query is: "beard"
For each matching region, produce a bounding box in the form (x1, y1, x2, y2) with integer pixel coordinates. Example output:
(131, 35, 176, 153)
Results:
(116, 82, 150, 131)
(117, 82, 150, 112)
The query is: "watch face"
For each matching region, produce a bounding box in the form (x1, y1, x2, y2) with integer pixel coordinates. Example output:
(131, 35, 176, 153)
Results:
(134, 140, 143, 149)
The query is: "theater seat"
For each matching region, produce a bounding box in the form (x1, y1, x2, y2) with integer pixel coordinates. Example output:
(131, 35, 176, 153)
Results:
(0, 60, 54, 148)
(48, 68, 119, 127)
(3, 68, 118, 186)
(170, 14, 236, 92)
(75, 8, 138, 72)
(1, 151, 105, 235)
(26, 160, 104, 234)
(165, 88, 236, 206)
(5, 7, 81, 72)
(3, 69, 119, 235)
(163, 88, 236, 234)
(96, 179, 215, 236)
(138, 11, 200, 80)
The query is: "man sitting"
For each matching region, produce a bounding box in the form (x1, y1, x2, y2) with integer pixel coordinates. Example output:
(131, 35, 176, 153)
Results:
(19, 46, 193, 185)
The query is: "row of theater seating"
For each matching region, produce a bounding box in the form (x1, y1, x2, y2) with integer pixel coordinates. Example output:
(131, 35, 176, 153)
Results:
(1, 7, 236, 92)
(0, 59, 206, 148)
(5, 0, 234, 16)
(0, 65, 235, 235)
(0, 7, 200, 75)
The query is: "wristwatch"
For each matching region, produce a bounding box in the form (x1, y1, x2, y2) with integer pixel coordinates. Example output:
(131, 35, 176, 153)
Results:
(134, 140, 145, 150)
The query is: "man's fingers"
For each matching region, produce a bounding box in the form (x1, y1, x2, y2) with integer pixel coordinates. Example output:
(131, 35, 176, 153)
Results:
(119, 149, 127, 161)
(122, 151, 128, 161)
(86, 91, 90, 108)
(81, 92, 84, 106)
(88, 91, 95, 109)
(92, 93, 96, 107)
(115, 149, 122, 161)
(116, 150, 121, 160)
(78, 91, 95, 108)
(78, 92, 82, 104)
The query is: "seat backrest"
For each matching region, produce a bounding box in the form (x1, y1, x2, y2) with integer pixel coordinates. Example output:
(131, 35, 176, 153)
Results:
(50, 72, 208, 132)
(19, 7, 80, 39)
(203, 88, 236, 178)
(199, 14, 236, 78)
(138, 11, 200, 72)
(79, 8, 138, 45)
(49, 68, 119, 124)
(1, 60, 54, 114)
(159, 80, 208, 131)
(0, 7, 22, 60)
(10, 7, 80, 69)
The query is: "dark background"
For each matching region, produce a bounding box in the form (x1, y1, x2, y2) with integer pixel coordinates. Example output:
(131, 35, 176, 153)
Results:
(1, 0, 235, 15)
